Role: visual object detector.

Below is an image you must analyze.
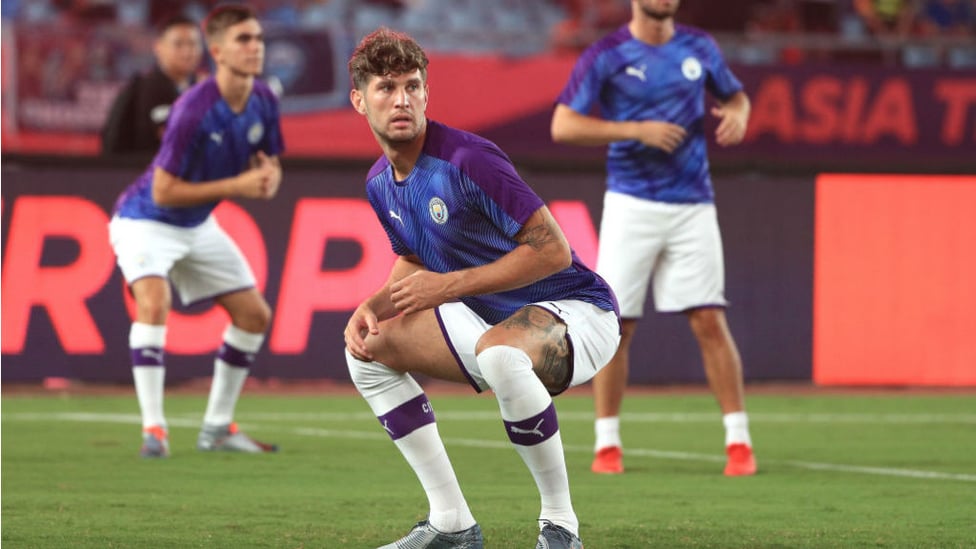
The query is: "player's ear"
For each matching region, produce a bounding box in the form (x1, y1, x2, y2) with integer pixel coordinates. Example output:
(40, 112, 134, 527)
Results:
(208, 42, 221, 65)
(350, 88, 367, 115)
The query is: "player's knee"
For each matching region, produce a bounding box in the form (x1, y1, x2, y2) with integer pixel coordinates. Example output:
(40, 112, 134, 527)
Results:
(233, 300, 272, 333)
(477, 345, 533, 388)
(251, 300, 272, 332)
(135, 298, 170, 324)
(688, 308, 727, 343)
(345, 349, 398, 394)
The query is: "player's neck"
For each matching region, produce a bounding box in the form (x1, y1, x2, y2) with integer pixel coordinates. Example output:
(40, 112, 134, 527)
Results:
(215, 69, 254, 113)
(629, 16, 674, 46)
(384, 145, 422, 181)
(381, 125, 427, 182)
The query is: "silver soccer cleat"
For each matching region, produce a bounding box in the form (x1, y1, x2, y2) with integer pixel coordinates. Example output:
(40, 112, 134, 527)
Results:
(536, 520, 583, 549)
(196, 422, 278, 453)
(378, 520, 484, 549)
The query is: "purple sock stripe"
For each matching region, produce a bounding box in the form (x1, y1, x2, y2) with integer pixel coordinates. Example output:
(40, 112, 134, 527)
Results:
(218, 342, 256, 368)
(503, 402, 559, 446)
(376, 394, 436, 440)
(131, 347, 164, 366)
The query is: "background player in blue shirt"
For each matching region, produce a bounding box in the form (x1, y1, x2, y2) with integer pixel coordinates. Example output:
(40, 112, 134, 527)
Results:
(551, 0, 757, 477)
(109, 5, 283, 458)
(344, 28, 620, 549)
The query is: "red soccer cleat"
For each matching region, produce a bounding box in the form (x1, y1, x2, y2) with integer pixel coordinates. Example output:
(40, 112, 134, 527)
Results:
(591, 446, 624, 474)
(724, 443, 757, 476)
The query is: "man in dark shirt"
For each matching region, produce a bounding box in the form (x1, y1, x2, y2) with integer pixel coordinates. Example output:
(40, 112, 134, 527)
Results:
(101, 15, 203, 155)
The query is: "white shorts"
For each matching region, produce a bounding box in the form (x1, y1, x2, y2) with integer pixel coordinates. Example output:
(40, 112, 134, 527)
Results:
(108, 215, 256, 306)
(597, 191, 727, 317)
(436, 300, 620, 395)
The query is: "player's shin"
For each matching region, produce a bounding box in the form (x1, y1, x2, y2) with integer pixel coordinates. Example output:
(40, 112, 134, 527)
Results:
(477, 345, 579, 536)
(345, 350, 476, 533)
(130, 322, 167, 430)
(203, 325, 263, 426)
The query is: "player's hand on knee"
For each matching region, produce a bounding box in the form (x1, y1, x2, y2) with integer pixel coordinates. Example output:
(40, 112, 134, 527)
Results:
(344, 306, 379, 361)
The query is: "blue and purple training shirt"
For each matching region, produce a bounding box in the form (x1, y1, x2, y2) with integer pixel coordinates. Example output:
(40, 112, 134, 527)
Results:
(365, 120, 618, 325)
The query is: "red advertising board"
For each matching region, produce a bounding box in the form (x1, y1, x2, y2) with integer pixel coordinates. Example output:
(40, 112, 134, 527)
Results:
(2, 163, 814, 384)
(814, 174, 976, 386)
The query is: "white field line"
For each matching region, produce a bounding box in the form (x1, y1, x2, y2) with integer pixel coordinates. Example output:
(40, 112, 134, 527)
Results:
(8, 411, 976, 424)
(6, 411, 976, 482)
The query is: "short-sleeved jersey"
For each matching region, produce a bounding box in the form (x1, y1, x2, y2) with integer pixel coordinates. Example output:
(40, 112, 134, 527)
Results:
(556, 24, 742, 204)
(113, 77, 284, 227)
(365, 120, 618, 325)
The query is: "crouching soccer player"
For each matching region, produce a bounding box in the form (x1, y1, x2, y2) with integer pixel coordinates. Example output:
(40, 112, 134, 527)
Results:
(343, 28, 621, 548)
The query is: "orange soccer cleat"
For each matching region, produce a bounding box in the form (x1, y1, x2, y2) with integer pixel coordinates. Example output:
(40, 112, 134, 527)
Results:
(724, 443, 757, 476)
(591, 446, 624, 474)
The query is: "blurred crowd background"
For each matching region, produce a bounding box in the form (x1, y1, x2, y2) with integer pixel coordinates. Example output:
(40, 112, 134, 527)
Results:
(3, 0, 974, 64)
(1, 1, 974, 150)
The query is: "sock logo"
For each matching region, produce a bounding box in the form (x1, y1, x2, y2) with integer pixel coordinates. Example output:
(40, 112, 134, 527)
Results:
(509, 418, 545, 438)
(504, 403, 558, 446)
(140, 348, 164, 363)
(131, 347, 165, 366)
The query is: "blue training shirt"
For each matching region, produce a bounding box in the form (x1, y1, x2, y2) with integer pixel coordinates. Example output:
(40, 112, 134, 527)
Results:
(557, 24, 742, 204)
(365, 120, 618, 325)
(113, 77, 284, 227)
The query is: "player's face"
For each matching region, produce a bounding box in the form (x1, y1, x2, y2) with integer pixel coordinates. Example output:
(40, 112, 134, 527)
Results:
(636, 0, 680, 20)
(352, 69, 429, 144)
(212, 18, 264, 77)
(155, 24, 202, 80)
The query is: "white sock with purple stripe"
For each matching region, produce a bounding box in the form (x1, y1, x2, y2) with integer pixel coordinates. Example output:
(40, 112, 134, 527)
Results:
(203, 325, 263, 426)
(130, 322, 167, 430)
(477, 345, 578, 536)
(345, 351, 475, 533)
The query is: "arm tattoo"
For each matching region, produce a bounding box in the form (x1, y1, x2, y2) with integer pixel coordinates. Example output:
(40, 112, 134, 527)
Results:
(516, 218, 559, 252)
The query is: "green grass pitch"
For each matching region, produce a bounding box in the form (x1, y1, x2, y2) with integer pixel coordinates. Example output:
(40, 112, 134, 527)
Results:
(3, 388, 975, 548)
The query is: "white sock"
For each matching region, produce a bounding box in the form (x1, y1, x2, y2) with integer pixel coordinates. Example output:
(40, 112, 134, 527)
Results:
(129, 323, 167, 430)
(398, 424, 474, 532)
(203, 325, 263, 426)
(346, 351, 475, 533)
(203, 361, 249, 426)
(594, 416, 621, 451)
(723, 411, 752, 447)
(478, 345, 578, 537)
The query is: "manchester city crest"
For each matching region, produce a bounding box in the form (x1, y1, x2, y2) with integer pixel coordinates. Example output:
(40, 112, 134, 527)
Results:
(681, 57, 702, 81)
(429, 197, 448, 224)
(247, 122, 264, 144)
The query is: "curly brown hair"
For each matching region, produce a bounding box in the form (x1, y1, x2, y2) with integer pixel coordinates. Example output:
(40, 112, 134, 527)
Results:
(348, 28, 429, 91)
